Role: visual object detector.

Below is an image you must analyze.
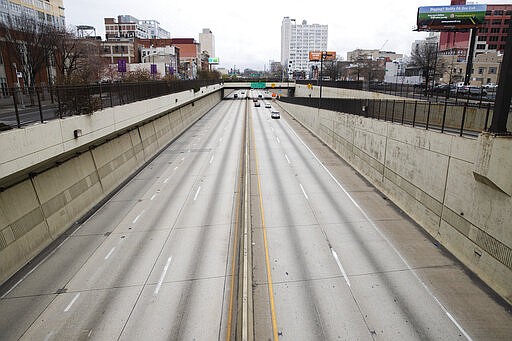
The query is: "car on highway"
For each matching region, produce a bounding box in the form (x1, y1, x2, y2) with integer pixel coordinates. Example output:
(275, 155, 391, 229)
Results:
(254, 101, 260, 107)
(265, 103, 271, 108)
(233, 93, 238, 99)
(271, 110, 280, 119)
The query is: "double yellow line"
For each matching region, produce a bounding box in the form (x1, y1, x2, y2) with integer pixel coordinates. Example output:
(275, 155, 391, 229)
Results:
(250, 109, 279, 340)
(227, 100, 278, 341)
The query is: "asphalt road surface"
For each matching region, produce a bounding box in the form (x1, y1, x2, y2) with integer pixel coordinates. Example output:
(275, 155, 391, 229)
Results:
(0, 98, 245, 340)
(249, 97, 512, 340)
(1, 92, 511, 340)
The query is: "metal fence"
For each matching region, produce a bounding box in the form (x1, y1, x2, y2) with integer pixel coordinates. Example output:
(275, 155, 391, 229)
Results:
(0, 80, 221, 130)
(295, 79, 496, 104)
(278, 96, 500, 137)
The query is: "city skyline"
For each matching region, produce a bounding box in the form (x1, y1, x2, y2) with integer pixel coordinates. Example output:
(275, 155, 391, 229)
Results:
(65, 0, 508, 70)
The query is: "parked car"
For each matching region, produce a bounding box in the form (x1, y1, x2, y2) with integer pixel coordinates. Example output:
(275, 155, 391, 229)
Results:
(432, 84, 451, 94)
(468, 86, 487, 97)
(483, 83, 498, 89)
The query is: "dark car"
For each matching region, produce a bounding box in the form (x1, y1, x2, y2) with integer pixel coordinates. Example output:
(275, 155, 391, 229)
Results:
(271, 110, 280, 119)
(254, 101, 260, 107)
(432, 84, 450, 94)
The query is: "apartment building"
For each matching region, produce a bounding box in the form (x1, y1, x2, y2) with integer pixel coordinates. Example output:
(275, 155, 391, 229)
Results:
(439, 2, 511, 60)
(105, 15, 170, 40)
(281, 17, 328, 79)
(0, 0, 65, 27)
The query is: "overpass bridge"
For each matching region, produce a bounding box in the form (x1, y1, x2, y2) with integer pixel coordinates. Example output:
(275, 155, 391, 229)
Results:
(0, 82, 511, 340)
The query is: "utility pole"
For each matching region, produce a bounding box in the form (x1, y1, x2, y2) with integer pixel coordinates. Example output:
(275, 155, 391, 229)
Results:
(489, 19, 512, 134)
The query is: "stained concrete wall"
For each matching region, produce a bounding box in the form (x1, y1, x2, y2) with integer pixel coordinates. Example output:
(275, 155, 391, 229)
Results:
(0, 88, 222, 285)
(277, 100, 512, 304)
(295, 83, 406, 100)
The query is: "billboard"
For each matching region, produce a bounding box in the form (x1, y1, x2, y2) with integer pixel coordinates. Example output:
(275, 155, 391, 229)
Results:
(208, 57, 219, 64)
(417, 4, 487, 31)
(309, 51, 337, 62)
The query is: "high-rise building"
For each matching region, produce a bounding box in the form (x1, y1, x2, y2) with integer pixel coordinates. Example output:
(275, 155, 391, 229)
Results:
(281, 17, 328, 79)
(199, 28, 215, 58)
(0, 0, 65, 27)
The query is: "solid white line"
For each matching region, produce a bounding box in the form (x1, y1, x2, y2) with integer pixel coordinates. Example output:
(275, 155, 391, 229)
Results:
(283, 119, 473, 341)
(209, 155, 215, 164)
(132, 210, 145, 224)
(194, 186, 201, 201)
(299, 183, 309, 200)
(276, 136, 281, 144)
(285, 154, 291, 164)
(64, 293, 80, 312)
(150, 194, 157, 201)
(164, 177, 169, 183)
(104, 247, 116, 260)
(154, 256, 172, 295)
(331, 248, 351, 287)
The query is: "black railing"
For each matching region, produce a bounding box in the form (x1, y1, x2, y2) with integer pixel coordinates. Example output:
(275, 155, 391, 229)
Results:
(278, 97, 501, 137)
(296, 79, 364, 90)
(0, 80, 221, 130)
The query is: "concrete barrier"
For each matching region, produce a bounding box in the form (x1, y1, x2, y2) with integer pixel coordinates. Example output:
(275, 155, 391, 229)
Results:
(278, 100, 512, 304)
(0, 88, 222, 286)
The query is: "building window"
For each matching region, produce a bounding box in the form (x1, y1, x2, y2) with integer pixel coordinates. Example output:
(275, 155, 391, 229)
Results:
(476, 44, 486, 49)
(488, 44, 498, 49)
(489, 36, 499, 42)
(478, 67, 485, 74)
(499, 45, 506, 50)
(480, 28, 488, 33)
(478, 36, 487, 41)
(489, 67, 497, 74)
(492, 20, 502, 25)
(490, 28, 500, 33)
(494, 10, 504, 15)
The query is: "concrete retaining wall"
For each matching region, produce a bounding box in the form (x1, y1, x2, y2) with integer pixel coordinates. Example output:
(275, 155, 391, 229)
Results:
(0, 88, 222, 285)
(277, 100, 512, 304)
(295, 83, 406, 100)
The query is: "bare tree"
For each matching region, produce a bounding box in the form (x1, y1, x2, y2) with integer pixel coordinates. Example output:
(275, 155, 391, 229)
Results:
(50, 26, 89, 84)
(0, 16, 55, 92)
(409, 42, 439, 92)
(321, 60, 340, 80)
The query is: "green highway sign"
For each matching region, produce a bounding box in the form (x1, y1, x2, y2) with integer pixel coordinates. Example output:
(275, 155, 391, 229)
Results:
(251, 82, 266, 89)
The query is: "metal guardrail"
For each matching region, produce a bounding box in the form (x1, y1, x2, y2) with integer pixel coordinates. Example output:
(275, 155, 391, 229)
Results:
(0, 80, 221, 130)
(278, 96, 498, 137)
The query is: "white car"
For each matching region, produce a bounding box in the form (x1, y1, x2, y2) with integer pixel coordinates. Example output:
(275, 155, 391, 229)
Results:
(271, 110, 280, 119)
(265, 103, 271, 109)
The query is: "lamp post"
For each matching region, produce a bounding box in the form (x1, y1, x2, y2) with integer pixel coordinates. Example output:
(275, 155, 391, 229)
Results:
(318, 51, 333, 110)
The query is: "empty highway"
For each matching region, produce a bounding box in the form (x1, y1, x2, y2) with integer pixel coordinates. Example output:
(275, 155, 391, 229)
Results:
(0, 91, 511, 340)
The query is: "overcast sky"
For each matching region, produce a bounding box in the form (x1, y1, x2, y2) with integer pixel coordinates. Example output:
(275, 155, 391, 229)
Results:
(65, 0, 506, 71)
